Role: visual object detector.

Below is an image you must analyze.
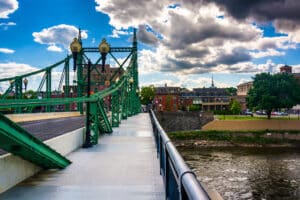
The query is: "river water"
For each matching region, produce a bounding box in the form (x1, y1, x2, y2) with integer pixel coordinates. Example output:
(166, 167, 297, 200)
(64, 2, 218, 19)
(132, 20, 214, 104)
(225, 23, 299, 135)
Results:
(178, 147, 300, 200)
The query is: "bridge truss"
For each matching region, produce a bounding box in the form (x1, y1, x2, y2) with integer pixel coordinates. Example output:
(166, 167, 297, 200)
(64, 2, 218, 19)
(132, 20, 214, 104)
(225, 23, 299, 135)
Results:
(0, 30, 141, 168)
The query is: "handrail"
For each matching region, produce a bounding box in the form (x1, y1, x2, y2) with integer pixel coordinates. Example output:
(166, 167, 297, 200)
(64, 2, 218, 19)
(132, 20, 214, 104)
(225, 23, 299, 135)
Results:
(149, 110, 210, 200)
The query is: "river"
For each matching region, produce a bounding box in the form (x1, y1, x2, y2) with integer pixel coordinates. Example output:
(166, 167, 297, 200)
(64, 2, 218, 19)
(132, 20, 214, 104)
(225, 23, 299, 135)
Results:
(178, 147, 300, 200)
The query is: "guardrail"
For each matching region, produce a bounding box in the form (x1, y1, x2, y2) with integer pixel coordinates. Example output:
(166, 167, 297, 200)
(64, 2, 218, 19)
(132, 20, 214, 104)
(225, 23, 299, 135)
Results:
(150, 110, 210, 200)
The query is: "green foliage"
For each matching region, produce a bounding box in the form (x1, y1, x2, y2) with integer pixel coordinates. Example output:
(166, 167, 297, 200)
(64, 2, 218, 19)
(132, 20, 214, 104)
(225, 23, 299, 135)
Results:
(23, 90, 37, 99)
(247, 73, 300, 119)
(229, 99, 242, 114)
(168, 130, 300, 145)
(226, 87, 237, 96)
(165, 94, 172, 111)
(140, 86, 155, 105)
(189, 104, 201, 111)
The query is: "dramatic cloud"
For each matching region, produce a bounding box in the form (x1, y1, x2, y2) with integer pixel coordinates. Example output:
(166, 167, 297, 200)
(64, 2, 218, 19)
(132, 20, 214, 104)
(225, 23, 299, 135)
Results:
(0, 48, 15, 54)
(0, 0, 18, 18)
(109, 29, 129, 38)
(32, 24, 88, 52)
(96, 0, 300, 78)
(137, 25, 158, 46)
(207, 0, 300, 42)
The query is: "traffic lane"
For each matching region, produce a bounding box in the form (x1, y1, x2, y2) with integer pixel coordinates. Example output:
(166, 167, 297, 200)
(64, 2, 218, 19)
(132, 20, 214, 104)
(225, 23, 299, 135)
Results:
(0, 116, 85, 155)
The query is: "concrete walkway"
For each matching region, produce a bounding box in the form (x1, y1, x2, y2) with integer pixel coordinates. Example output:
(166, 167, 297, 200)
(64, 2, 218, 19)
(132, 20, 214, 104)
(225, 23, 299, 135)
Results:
(0, 113, 165, 200)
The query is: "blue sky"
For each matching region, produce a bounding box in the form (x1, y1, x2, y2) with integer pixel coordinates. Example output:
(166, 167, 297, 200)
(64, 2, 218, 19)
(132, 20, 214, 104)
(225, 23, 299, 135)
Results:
(1, 0, 300, 92)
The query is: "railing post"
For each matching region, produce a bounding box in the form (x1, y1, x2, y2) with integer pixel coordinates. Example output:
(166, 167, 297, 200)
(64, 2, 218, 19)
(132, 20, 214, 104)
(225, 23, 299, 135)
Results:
(64, 58, 70, 111)
(46, 68, 51, 112)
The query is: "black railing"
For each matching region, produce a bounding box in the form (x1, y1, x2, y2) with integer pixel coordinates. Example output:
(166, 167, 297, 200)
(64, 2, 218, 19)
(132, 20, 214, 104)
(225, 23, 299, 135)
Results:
(149, 110, 211, 200)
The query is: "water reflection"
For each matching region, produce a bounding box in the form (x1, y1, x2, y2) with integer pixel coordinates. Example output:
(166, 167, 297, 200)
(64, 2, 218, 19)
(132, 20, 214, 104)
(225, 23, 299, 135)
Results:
(178, 147, 300, 200)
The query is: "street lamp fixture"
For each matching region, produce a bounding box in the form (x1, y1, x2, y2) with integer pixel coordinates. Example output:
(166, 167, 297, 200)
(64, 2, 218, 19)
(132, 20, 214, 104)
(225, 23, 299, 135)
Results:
(129, 77, 134, 84)
(23, 78, 28, 92)
(99, 39, 110, 72)
(70, 37, 82, 71)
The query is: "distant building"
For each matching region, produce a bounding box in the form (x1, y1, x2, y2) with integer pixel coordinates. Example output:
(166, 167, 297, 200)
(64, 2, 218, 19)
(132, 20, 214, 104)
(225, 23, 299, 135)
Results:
(63, 64, 123, 96)
(280, 65, 300, 84)
(236, 81, 253, 111)
(154, 84, 181, 111)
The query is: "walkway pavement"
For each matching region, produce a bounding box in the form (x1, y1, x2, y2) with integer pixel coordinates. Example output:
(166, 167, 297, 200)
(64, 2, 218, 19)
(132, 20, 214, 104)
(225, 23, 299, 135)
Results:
(0, 113, 165, 200)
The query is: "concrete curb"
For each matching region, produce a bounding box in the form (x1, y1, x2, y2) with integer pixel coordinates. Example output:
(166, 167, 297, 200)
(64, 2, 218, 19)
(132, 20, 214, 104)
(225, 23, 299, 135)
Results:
(0, 127, 84, 193)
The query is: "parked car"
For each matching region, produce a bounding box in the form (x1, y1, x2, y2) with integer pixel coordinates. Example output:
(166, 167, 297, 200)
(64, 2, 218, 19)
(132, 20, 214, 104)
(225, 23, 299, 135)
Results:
(255, 110, 266, 115)
(243, 111, 253, 116)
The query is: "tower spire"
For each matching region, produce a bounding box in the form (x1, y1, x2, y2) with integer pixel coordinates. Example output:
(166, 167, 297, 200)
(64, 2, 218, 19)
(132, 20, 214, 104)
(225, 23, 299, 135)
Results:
(211, 74, 215, 88)
(78, 28, 82, 45)
(133, 28, 137, 48)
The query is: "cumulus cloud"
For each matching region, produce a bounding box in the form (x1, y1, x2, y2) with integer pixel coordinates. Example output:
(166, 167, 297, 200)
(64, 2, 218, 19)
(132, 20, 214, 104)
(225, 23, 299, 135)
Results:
(0, 48, 15, 54)
(0, 62, 70, 93)
(32, 24, 88, 52)
(96, 0, 300, 77)
(206, 0, 300, 43)
(0, 0, 18, 18)
(109, 29, 129, 38)
(137, 25, 158, 46)
(47, 45, 63, 52)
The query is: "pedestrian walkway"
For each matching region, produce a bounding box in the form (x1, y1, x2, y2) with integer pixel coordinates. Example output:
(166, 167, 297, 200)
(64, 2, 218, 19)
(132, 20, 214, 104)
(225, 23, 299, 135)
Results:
(0, 113, 165, 200)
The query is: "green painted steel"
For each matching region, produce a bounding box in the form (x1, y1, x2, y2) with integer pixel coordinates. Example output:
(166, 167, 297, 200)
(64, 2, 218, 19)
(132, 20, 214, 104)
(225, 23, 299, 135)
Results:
(0, 29, 141, 163)
(0, 113, 71, 169)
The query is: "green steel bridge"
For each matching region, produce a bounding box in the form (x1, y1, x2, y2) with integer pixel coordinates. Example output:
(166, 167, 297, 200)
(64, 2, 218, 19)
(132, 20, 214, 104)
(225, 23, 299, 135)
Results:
(0, 30, 212, 200)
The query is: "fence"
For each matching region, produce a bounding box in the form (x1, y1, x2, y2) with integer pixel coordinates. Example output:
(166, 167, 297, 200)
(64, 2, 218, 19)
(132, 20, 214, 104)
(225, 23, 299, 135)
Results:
(149, 110, 210, 200)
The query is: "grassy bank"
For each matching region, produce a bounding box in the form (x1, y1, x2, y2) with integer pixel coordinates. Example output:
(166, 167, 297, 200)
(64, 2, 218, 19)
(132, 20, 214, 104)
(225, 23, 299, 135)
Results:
(168, 130, 300, 146)
(216, 115, 299, 120)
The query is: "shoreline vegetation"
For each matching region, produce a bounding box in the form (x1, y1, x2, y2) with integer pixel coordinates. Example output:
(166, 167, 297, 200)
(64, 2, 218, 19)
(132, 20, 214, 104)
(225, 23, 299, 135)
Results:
(168, 130, 300, 148)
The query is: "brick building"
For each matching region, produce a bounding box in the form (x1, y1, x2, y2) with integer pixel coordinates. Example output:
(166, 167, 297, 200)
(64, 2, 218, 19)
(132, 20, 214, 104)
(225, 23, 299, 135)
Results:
(154, 85, 181, 111)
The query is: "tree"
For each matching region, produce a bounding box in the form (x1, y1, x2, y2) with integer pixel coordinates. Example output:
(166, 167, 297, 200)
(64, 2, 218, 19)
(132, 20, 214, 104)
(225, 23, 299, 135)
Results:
(246, 73, 300, 119)
(140, 86, 155, 105)
(229, 99, 242, 114)
(226, 87, 237, 96)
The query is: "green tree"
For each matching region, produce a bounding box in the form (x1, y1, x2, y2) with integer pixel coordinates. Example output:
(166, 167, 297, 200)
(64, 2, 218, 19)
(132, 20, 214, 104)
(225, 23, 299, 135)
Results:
(246, 73, 300, 119)
(229, 99, 241, 114)
(226, 87, 237, 96)
(140, 86, 155, 105)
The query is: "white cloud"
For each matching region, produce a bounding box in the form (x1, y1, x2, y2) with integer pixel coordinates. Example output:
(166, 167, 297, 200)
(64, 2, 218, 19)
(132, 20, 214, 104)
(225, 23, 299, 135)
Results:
(109, 29, 129, 38)
(0, 21, 16, 30)
(32, 24, 88, 52)
(47, 45, 63, 52)
(0, 0, 18, 18)
(0, 62, 72, 93)
(0, 48, 15, 54)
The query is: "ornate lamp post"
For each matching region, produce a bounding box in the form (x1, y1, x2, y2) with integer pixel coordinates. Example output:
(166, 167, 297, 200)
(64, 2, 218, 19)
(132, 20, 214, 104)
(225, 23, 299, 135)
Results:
(23, 78, 28, 92)
(99, 39, 110, 72)
(83, 60, 93, 148)
(70, 38, 82, 71)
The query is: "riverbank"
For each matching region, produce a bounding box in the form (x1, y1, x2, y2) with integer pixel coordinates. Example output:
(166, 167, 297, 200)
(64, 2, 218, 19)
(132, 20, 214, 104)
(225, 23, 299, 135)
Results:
(202, 119, 300, 131)
(169, 130, 300, 148)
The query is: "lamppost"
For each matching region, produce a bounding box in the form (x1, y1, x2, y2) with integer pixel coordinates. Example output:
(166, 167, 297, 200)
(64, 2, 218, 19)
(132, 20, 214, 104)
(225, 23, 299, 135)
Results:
(70, 38, 82, 71)
(129, 77, 134, 115)
(83, 60, 92, 148)
(23, 78, 28, 92)
(99, 39, 110, 72)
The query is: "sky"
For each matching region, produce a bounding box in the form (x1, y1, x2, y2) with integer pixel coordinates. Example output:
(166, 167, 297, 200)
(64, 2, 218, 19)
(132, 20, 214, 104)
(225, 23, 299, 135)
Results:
(1, 0, 300, 93)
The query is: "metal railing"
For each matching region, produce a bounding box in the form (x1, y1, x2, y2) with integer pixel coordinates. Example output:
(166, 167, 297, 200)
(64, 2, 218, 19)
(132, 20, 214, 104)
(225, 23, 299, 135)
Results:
(150, 110, 211, 200)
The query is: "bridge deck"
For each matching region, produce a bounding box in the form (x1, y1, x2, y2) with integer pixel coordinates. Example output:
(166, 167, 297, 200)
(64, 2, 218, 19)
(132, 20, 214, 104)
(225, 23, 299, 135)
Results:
(0, 113, 165, 200)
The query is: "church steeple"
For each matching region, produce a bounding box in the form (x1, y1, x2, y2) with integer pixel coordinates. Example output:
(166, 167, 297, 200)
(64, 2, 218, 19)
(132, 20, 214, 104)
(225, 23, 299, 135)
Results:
(211, 74, 215, 88)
